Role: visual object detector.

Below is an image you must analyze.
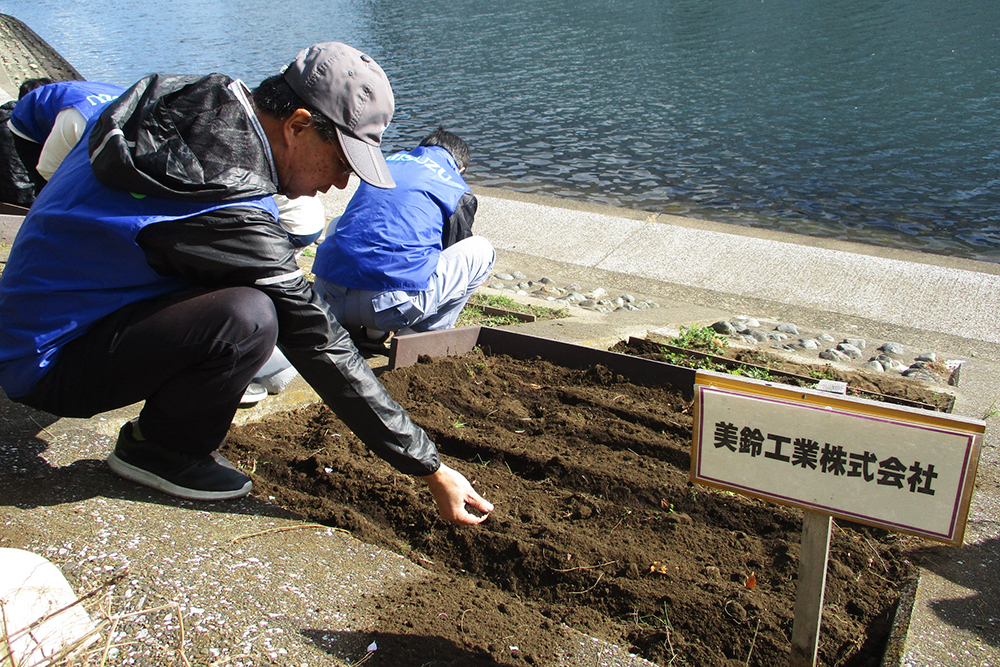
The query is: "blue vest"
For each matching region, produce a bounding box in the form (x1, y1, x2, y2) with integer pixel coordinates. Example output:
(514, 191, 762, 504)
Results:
(10, 81, 124, 144)
(313, 145, 470, 291)
(0, 125, 278, 398)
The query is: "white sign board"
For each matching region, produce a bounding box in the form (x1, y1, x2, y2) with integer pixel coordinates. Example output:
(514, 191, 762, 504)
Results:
(692, 370, 984, 545)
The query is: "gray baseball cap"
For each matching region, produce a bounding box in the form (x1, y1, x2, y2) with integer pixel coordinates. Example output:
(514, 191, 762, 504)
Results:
(283, 42, 395, 188)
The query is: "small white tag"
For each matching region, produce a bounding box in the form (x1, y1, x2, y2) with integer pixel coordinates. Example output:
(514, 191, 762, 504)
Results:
(815, 379, 848, 395)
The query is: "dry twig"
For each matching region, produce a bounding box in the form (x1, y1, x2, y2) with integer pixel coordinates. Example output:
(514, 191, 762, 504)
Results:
(568, 572, 604, 595)
(2, 571, 126, 659)
(176, 604, 192, 667)
(459, 608, 473, 633)
(26, 414, 64, 442)
(0, 571, 209, 667)
(744, 617, 761, 667)
(551, 560, 618, 573)
(864, 538, 889, 572)
(350, 649, 376, 666)
(209, 654, 253, 667)
(231, 523, 348, 542)
(609, 510, 632, 534)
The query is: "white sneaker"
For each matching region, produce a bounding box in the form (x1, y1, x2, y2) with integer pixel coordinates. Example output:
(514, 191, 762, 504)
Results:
(354, 327, 393, 353)
(239, 383, 268, 407)
(257, 365, 299, 394)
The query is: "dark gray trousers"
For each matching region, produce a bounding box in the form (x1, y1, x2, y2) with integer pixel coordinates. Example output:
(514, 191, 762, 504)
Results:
(16, 287, 277, 455)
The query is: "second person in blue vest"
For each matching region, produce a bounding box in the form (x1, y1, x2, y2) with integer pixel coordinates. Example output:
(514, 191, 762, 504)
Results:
(8, 79, 124, 191)
(312, 128, 495, 350)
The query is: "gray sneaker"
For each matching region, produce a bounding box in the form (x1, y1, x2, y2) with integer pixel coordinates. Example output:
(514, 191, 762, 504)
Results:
(107, 421, 252, 501)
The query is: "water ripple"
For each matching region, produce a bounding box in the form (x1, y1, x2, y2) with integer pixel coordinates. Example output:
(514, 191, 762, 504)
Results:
(4, 0, 999, 262)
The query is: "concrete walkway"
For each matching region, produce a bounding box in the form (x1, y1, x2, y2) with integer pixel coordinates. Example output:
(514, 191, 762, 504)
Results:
(470, 187, 1000, 346)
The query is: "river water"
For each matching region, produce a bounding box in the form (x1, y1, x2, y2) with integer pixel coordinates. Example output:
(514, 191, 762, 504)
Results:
(5, 1, 999, 261)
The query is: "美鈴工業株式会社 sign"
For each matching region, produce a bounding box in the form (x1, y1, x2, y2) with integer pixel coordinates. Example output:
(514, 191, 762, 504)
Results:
(691, 370, 984, 545)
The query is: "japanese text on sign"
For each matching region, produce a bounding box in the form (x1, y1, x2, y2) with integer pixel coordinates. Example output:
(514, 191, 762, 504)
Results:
(712, 420, 939, 495)
(691, 371, 983, 545)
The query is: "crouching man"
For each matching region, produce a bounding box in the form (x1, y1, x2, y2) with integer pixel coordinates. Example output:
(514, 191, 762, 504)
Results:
(0, 42, 492, 525)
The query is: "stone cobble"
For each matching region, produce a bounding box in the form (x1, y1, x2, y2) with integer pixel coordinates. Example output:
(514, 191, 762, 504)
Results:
(488, 269, 963, 388)
(710, 316, 961, 385)
(488, 271, 660, 314)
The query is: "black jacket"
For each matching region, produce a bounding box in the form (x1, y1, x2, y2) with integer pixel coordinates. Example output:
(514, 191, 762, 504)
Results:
(89, 73, 440, 476)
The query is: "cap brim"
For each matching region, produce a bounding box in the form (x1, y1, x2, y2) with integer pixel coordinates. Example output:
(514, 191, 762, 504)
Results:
(337, 128, 395, 189)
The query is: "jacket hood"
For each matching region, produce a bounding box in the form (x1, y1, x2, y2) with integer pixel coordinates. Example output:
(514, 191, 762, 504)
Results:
(88, 73, 277, 201)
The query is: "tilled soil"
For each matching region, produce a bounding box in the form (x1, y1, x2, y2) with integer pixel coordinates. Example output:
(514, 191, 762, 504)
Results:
(225, 348, 924, 667)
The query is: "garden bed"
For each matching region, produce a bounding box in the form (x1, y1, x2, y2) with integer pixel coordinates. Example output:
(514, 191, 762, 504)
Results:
(224, 333, 922, 666)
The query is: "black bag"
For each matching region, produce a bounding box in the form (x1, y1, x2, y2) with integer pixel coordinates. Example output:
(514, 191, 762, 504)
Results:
(441, 191, 478, 249)
(0, 100, 37, 206)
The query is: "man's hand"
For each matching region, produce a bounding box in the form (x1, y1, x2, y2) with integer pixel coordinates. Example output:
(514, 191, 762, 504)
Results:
(420, 463, 493, 525)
